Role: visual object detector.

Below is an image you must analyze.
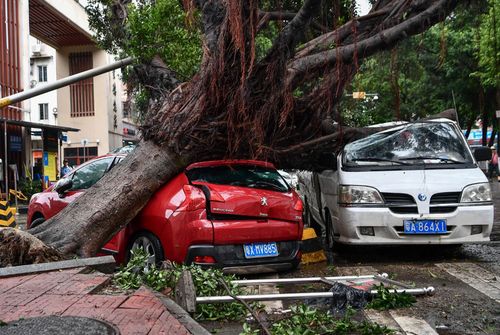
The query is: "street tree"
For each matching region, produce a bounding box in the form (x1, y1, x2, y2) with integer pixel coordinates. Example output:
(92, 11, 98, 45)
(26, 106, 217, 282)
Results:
(341, 1, 490, 133)
(0, 0, 461, 266)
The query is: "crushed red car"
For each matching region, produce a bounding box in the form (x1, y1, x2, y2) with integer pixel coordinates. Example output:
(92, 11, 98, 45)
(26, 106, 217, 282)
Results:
(27, 155, 303, 273)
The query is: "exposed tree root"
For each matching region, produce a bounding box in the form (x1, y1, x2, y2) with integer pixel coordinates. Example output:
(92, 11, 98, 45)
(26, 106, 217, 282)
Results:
(0, 228, 64, 267)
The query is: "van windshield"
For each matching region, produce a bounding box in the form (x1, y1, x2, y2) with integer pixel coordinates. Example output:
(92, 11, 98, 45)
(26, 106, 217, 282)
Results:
(344, 122, 473, 168)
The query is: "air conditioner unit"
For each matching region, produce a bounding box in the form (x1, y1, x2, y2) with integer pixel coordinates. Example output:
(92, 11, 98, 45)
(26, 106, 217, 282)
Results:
(31, 44, 42, 56)
(31, 44, 45, 56)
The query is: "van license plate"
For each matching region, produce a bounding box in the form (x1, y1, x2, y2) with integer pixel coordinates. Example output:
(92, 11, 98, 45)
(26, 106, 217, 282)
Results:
(243, 242, 279, 259)
(403, 220, 447, 234)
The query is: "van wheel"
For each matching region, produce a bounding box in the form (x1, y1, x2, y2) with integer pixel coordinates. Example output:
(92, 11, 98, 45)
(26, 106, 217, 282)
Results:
(324, 210, 335, 250)
(129, 232, 164, 267)
(29, 217, 45, 229)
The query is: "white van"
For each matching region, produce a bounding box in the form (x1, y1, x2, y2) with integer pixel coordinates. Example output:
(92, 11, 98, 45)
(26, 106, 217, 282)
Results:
(298, 119, 493, 247)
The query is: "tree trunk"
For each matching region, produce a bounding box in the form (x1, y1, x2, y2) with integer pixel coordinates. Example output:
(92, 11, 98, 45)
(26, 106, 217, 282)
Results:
(29, 140, 190, 257)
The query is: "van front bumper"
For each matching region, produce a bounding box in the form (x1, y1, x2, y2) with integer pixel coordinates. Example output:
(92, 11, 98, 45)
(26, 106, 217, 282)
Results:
(335, 205, 493, 245)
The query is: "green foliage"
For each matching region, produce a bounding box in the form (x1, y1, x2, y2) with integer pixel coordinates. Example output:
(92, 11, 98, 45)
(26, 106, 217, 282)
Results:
(114, 248, 159, 290)
(127, 0, 201, 78)
(475, 0, 500, 88)
(86, 0, 201, 78)
(114, 248, 249, 321)
(343, 3, 489, 128)
(367, 284, 416, 311)
(186, 265, 249, 321)
(241, 305, 393, 335)
(18, 166, 43, 201)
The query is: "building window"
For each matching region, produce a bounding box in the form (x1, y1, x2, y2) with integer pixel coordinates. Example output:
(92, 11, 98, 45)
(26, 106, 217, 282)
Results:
(39, 103, 49, 120)
(38, 66, 47, 82)
(64, 146, 98, 166)
(69, 52, 94, 117)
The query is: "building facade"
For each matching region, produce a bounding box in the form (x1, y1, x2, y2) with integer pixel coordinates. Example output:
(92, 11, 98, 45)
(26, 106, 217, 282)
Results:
(28, 0, 138, 170)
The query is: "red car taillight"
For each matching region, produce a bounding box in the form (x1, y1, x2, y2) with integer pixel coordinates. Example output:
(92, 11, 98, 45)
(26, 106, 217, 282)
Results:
(194, 255, 216, 264)
(293, 198, 303, 212)
(181, 185, 206, 211)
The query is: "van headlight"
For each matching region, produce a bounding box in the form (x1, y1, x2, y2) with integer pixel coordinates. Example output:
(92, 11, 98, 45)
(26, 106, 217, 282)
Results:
(339, 185, 383, 205)
(460, 183, 491, 203)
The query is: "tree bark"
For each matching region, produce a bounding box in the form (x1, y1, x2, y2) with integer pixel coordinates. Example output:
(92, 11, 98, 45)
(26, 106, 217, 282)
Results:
(30, 140, 190, 257)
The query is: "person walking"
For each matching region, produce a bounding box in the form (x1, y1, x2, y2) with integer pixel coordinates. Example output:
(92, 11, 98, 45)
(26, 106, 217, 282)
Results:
(61, 160, 72, 177)
(488, 146, 499, 180)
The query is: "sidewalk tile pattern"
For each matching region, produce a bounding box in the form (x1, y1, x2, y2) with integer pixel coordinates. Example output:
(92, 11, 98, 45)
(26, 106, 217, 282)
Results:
(0, 268, 191, 335)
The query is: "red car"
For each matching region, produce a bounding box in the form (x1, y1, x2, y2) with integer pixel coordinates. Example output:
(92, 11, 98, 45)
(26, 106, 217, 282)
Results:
(27, 155, 303, 273)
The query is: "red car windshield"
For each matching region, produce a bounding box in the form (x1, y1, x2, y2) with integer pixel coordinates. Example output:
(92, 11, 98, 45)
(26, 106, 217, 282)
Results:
(186, 165, 290, 192)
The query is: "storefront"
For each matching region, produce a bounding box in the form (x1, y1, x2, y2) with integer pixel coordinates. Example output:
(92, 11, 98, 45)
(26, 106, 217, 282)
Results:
(0, 118, 78, 197)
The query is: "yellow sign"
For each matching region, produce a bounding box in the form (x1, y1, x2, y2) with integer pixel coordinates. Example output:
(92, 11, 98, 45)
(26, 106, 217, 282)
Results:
(352, 91, 366, 99)
(44, 151, 58, 181)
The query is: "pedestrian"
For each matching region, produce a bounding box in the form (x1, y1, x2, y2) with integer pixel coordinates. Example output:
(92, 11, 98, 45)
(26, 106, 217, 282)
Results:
(488, 146, 499, 180)
(61, 160, 72, 177)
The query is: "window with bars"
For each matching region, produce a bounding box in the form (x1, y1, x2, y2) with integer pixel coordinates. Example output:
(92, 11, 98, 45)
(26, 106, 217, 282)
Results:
(69, 52, 94, 117)
(64, 147, 98, 166)
(38, 65, 47, 82)
(39, 103, 48, 120)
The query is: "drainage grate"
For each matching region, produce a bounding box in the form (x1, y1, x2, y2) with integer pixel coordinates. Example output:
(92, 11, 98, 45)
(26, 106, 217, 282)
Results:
(0, 316, 120, 335)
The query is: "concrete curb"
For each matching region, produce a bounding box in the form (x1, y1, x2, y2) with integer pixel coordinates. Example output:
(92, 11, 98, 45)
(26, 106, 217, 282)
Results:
(154, 292, 212, 335)
(0, 256, 116, 277)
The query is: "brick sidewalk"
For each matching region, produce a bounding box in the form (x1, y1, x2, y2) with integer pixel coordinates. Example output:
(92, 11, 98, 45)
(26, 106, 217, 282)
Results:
(0, 268, 192, 334)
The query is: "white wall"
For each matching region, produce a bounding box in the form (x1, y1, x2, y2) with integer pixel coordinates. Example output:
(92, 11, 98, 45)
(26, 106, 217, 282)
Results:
(28, 37, 58, 125)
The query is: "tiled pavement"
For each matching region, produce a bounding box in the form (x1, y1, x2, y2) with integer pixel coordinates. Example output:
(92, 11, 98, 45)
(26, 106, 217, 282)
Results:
(0, 268, 192, 334)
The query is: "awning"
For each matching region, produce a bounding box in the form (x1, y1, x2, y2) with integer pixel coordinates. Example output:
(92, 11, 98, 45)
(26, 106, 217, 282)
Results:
(0, 119, 79, 132)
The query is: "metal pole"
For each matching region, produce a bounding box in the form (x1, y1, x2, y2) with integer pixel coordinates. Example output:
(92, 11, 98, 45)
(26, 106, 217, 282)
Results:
(196, 287, 435, 304)
(0, 57, 133, 109)
(13, 167, 18, 215)
(231, 274, 388, 286)
(4, 120, 8, 202)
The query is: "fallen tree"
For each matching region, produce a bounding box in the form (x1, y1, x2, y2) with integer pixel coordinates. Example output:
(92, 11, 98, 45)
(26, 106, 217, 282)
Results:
(0, 0, 460, 266)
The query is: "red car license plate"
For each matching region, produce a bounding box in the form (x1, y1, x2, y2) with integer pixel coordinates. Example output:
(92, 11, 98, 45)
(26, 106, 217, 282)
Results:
(243, 242, 279, 258)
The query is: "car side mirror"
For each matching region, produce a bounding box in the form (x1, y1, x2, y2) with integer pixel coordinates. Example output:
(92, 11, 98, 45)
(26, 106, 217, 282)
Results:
(54, 178, 73, 197)
(473, 146, 492, 161)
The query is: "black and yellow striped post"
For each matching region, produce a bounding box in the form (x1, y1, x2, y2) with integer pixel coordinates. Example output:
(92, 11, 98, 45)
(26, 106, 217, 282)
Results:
(300, 227, 326, 264)
(0, 201, 16, 228)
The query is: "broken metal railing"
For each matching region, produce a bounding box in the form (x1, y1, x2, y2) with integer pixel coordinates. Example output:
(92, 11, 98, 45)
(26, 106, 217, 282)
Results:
(175, 271, 435, 312)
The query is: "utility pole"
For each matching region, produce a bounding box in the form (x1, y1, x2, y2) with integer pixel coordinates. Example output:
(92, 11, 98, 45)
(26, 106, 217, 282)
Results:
(0, 57, 133, 108)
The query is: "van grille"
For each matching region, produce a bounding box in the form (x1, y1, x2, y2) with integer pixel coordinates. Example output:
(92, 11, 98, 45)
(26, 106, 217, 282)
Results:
(429, 192, 460, 213)
(382, 193, 417, 214)
(382, 193, 415, 204)
(430, 192, 461, 204)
